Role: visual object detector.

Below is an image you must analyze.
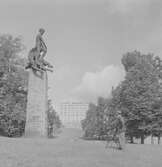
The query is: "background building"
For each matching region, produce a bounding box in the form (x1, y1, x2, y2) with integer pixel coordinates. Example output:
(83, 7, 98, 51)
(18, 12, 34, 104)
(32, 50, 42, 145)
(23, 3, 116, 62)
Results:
(58, 102, 89, 128)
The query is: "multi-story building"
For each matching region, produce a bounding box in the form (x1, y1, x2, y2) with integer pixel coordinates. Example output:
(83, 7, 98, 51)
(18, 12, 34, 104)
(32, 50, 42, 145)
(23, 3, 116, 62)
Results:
(58, 102, 89, 128)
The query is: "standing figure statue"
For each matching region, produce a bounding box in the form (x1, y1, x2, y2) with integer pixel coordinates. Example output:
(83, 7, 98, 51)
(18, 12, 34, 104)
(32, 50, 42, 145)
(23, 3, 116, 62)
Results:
(35, 28, 47, 68)
(26, 28, 53, 72)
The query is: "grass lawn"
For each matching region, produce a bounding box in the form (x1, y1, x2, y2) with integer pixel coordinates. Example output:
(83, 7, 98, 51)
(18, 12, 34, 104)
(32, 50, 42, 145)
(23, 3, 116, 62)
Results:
(0, 128, 161, 167)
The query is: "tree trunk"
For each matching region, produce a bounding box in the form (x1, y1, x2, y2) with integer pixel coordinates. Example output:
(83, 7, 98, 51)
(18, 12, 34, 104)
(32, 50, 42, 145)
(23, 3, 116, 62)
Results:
(158, 135, 160, 145)
(141, 134, 144, 144)
(130, 135, 134, 143)
(151, 134, 154, 144)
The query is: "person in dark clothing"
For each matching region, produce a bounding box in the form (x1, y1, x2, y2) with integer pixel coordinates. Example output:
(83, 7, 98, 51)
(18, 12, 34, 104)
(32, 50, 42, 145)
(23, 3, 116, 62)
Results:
(115, 110, 126, 150)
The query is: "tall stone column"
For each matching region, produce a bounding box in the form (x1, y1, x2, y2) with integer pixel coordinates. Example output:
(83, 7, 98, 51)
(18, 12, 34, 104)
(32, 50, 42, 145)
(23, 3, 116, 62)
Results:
(25, 69, 48, 137)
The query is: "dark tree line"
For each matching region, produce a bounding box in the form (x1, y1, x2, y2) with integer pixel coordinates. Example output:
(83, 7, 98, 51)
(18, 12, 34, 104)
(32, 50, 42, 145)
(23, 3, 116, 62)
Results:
(82, 51, 162, 144)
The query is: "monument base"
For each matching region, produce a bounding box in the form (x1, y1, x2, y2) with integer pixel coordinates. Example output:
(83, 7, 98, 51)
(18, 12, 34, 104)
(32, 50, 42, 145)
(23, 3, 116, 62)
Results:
(25, 69, 48, 138)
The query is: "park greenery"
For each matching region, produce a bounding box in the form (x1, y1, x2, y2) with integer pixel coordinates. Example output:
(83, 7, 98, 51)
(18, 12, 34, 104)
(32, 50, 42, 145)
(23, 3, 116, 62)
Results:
(1, 33, 162, 143)
(47, 100, 62, 137)
(82, 51, 162, 144)
(0, 34, 27, 137)
(0, 34, 61, 137)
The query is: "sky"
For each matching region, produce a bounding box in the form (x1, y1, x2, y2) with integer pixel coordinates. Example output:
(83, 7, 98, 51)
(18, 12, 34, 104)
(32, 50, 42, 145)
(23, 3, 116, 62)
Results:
(1, 0, 162, 108)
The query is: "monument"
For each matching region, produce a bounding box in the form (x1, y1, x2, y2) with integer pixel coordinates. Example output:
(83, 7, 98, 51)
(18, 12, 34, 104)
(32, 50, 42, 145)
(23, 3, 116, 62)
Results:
(25, 28, 53, 137)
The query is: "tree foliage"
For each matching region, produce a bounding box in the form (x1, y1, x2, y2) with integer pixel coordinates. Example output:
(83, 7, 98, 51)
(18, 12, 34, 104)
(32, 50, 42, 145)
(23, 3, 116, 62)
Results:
(82, 97, 109, 139)
(82, 51, 162, 144)
(119, 51, 162, 143)
(47, 100, 62, 138)
(0, 34, 27, 137)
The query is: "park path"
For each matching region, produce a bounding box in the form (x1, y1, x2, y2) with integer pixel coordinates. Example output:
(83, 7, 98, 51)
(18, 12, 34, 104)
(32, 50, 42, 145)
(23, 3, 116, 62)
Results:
(55, 128, 83, 140)
(0, 128, 162, 167)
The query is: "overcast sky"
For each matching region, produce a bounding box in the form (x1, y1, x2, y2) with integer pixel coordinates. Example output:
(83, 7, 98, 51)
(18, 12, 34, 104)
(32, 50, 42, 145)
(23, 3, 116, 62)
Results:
(1, 0, 162, 107)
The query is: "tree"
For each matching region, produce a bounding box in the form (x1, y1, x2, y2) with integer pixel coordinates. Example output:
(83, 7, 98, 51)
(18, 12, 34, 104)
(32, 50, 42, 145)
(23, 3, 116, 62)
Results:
(95, 97, 108, 139)
(82, 97, 108, 139)
(82, 51, 162, 144)
(82, 103, 98, 139)
(0, 34, 27, 137)
(47, 100, 61, 137)
(117, 51, 161, 144)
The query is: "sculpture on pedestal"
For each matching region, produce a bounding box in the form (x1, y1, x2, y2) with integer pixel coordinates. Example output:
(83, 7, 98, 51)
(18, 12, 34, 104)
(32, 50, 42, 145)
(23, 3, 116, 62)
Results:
(26, 28, 53, 72)
(25, 29, 53, 137)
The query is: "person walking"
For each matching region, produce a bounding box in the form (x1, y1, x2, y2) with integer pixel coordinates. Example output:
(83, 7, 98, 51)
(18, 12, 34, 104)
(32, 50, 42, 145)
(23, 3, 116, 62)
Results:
(115, 110, 126, 150)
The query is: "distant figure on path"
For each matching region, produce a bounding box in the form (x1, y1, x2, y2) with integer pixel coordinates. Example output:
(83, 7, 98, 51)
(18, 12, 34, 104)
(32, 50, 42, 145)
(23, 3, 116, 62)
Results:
(115, 110, 126, 150)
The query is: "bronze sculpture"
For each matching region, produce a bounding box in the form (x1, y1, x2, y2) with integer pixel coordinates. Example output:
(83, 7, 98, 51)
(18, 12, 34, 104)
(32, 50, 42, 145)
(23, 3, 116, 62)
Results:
(26, 28, 53, 72)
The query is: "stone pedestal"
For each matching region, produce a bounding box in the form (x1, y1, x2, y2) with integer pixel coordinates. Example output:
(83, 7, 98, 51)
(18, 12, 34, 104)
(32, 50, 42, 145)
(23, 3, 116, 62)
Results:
(25, 69, 48, 137)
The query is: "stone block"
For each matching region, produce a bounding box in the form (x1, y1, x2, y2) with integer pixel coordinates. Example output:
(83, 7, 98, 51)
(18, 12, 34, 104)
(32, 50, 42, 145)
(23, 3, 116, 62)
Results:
(25, 69, 48, 137)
